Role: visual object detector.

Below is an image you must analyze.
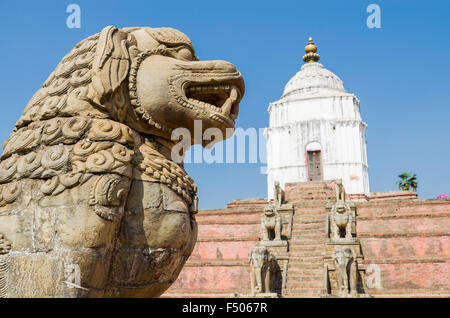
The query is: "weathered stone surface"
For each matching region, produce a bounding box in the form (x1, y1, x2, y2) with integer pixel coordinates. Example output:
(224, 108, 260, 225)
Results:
(0, 25, 244, 297)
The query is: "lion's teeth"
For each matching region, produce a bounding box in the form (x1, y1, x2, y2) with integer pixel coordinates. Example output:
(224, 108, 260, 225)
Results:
(221, 97, 233, 115)
(230, 86, 238, 101)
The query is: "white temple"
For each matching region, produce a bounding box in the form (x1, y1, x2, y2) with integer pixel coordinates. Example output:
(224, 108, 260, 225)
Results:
(265, 38, 370, 200)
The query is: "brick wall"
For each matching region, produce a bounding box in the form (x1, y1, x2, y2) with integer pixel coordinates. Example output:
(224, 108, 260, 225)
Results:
(357, 198, 450, 297)
(163, 183, 450, 297)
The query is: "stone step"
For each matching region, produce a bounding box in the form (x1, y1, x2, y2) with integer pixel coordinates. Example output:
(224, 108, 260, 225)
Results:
(293, 215, 327, 221)
(290, 244, 324, 251)
(289, 252, 324, 258)
(286, 268, 323, 276)
(288, 257, 323, 263)
(291, 236, 326, 241)
(286, 281, 323, 289)
(286, 263, 323, 270)
(284, 290, 323, 297)
(293, 192, 334, 197)
(291, 181, 335, 192)
(289, 238, 326, 245)
(292, 211, 327, 217)
(289, 195, 332, 201)
(292, 228, 326, 234)
(289, 244, 326, 249)
(285, 286, 323, 293)
(289, 251, 324, 257)
(295, 223, 325, 230)
(291, 190, 334, 195)
(285, 275, 323, 282)
(293, 217, 327, 224)
(291, 234, 326, 239)
(290, 182, 331, 188)
(293, 189, 334, 194)
(289, 243, 325, 249)
(293, 206, 327, 212)
(284, 293, 322, 298)
(292, 202, 331, 208)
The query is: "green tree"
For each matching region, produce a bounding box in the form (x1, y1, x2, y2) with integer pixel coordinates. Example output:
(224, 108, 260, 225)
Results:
(396, 172, 418, 192)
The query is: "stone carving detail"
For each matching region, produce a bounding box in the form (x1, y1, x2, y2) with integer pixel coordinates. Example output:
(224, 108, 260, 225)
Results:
(134, 139, 197, 208)
(248, 246, 278, 295)
(0, 182, 22, 207)
(89, 174, 130, 221)
(0, 25, 244, 297)
(0, 234, 11, 298)
(2, 117, 136, 160)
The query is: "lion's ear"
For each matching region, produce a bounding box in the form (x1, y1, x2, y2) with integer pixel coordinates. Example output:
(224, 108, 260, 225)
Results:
(88, 25, 134, 106)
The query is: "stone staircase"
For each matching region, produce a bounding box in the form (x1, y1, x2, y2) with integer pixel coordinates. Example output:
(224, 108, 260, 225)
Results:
(283, 182, 336, 297)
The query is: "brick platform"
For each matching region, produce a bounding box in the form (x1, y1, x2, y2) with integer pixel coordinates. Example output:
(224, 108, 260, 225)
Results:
(163, 182, 450, 298)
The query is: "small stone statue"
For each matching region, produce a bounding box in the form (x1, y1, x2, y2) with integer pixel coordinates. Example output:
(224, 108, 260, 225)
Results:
(333, 246, 357, 296)
(274, 181, 285, 208)
(327, 179, 353, 240)
(261, 205, 282, 241)
(248, 246, 276, 295)
(328, 201, 353, 239)
(335, 179, 346, 202)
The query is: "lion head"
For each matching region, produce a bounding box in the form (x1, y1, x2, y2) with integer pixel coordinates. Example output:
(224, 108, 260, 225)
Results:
(14, 26, 244, 145)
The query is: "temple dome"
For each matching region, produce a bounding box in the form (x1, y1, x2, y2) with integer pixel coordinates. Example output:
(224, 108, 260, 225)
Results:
(282, 62, 345, 98)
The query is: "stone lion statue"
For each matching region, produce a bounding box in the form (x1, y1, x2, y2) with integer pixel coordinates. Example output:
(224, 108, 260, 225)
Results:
(261, 205, 282, 241)
(0, 25, 244, 297)
(328, 201, 353, 239)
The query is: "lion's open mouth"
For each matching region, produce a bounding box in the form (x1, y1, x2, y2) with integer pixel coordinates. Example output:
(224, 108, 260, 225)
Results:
(185, 84, 241, 120)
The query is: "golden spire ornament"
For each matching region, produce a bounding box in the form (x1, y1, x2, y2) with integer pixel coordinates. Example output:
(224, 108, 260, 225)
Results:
(302, 37, 320, 63)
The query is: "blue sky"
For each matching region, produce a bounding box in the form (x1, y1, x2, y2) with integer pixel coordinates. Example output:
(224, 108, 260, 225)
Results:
(0, 0, 449, 209)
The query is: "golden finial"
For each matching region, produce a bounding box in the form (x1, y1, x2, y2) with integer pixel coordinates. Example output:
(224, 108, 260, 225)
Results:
(302, 37, 320, 63)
